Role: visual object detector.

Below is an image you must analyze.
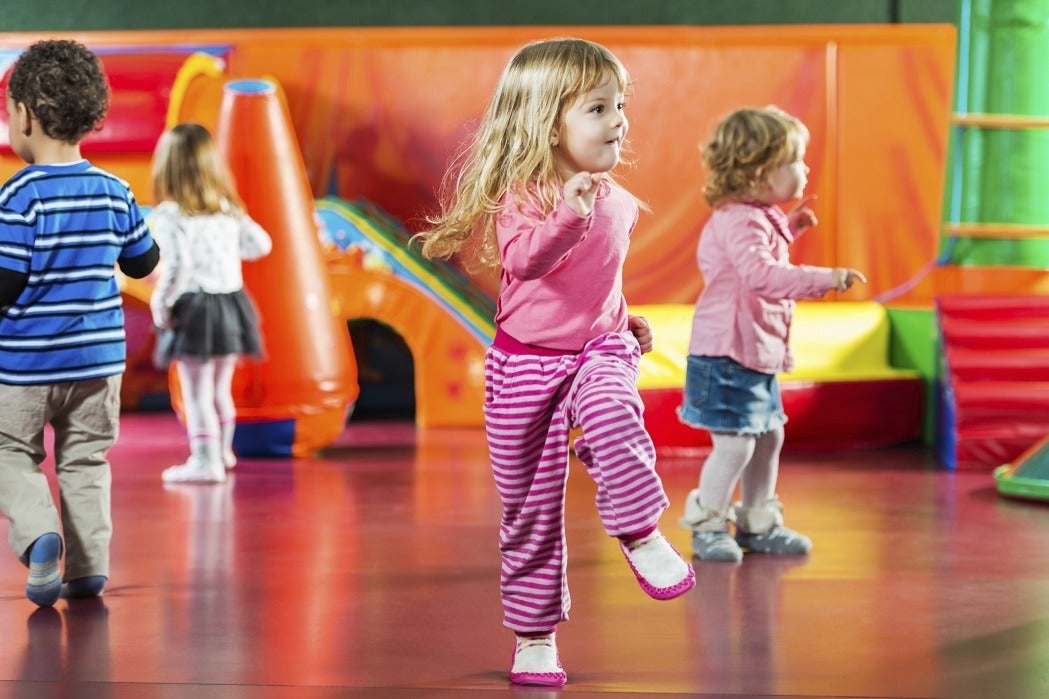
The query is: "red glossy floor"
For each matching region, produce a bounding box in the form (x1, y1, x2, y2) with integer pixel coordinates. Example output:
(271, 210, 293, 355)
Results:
(2, 412, 1049, 698)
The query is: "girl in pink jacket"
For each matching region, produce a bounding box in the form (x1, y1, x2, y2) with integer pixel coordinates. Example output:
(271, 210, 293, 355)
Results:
(678, 106, 865, 563)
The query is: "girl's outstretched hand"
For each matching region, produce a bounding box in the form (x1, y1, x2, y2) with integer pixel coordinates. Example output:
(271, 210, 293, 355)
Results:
(832, 267, 868, 293)
(564, 171, 601, 217)
(628, 314, 653, 354)
(787, 194, 819, 235)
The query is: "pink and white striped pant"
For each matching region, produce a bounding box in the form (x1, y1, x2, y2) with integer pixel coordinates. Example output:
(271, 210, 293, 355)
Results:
(484, 331, 669, 633)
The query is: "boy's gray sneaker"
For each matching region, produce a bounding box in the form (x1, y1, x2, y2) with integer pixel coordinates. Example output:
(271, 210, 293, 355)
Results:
(692, 529, 743, 562)
(735, 525, 812, 555)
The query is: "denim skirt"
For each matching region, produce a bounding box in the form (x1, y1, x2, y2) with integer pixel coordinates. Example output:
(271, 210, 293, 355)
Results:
(676, 355, 787, 435)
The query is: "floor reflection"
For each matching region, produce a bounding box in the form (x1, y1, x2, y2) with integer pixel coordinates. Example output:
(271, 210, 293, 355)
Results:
(1, 415, 1048, 696)
(21, 598, 111, 690)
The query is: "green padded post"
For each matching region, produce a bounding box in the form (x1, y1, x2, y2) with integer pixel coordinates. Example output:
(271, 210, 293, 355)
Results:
(948, 0, 1049, 267)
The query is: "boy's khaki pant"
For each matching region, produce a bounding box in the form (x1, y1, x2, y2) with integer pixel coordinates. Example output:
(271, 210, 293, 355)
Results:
(0, 375, 120, 581)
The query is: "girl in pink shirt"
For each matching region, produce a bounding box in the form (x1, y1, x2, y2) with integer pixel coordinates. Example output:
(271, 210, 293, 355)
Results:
(678, 107, 865, 563)
(418, 38, 694, 687)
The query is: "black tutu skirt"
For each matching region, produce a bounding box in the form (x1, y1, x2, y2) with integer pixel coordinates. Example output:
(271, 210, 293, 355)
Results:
(155, 289, 264, 367)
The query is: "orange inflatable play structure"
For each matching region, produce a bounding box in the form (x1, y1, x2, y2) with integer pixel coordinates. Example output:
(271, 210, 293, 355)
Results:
(211, 80, 358, 456)
(0, 25, 985, 456)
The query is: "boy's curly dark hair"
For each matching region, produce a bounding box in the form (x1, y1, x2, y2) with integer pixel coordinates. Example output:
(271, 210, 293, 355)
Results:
(6, 39, 109, 144)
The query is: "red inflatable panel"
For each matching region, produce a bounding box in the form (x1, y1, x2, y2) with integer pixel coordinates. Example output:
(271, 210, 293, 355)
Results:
(939, 316, 1049, 350)
(1, 52, 192, 154)
(955, 424, 1049, 471)
(937, 295, 1049, 470)
(952, 381, 1049, 428)
(642, 377, 923, 455)
(946, 347, 1049, 382)
(937, 294, 1049, 320)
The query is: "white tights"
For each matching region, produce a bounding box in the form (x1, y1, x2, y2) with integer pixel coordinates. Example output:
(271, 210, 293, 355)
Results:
(175, 355, 239, 468)
(697, 426, 785, 511)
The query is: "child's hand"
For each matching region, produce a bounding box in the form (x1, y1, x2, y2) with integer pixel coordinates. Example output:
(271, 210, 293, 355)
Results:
(787, 194, 819, 235)
(833, 267, 867, 292)
(563, 171, 601, 217)
(628, 314, 653, 354)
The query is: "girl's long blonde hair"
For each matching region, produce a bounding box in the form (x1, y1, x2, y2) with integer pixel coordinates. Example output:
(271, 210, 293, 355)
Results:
(151, 122, 243, 214)
(701, 106, 809, 207)
(418, 38, 632, 269)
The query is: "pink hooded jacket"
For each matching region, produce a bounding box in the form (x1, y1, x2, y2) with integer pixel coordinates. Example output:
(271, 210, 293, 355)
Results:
(686, 201, 836, 373)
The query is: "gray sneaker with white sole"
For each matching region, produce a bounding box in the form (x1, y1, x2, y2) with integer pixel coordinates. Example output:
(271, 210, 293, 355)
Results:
(691, 529, 744, 562)
(735, 525, 812, 555)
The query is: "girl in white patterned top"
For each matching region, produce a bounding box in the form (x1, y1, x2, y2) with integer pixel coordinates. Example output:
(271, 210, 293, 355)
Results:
(149, 123, 272, 484)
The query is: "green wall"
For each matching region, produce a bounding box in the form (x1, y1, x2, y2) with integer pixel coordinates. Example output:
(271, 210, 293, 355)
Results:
(2, 0, 957, 31)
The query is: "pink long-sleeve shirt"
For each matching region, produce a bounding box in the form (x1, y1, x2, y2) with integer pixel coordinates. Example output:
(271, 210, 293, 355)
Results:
(687, 201, 835, 373)
(494, 180, 638, 352)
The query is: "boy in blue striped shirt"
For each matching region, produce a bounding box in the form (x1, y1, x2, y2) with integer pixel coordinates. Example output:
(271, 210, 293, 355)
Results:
(0, 40, 159, 606)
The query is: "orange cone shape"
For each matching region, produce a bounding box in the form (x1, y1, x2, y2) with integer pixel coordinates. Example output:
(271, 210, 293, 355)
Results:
(215, 78, 358, 456)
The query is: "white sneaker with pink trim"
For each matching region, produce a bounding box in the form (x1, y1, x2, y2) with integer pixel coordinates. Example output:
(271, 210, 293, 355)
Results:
(621, 531, 696, 600)
(509, 634, 567, 687)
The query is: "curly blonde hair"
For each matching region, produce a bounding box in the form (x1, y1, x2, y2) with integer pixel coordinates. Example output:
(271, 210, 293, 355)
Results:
(701, 106, 809, 207)
(418, 38, 632, 269)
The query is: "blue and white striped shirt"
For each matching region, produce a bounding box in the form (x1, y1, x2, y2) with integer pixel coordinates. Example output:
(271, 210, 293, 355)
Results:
(0, 161, 154, 384)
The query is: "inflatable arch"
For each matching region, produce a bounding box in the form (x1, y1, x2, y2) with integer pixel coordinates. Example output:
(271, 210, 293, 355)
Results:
(316, 198, 490, 429)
